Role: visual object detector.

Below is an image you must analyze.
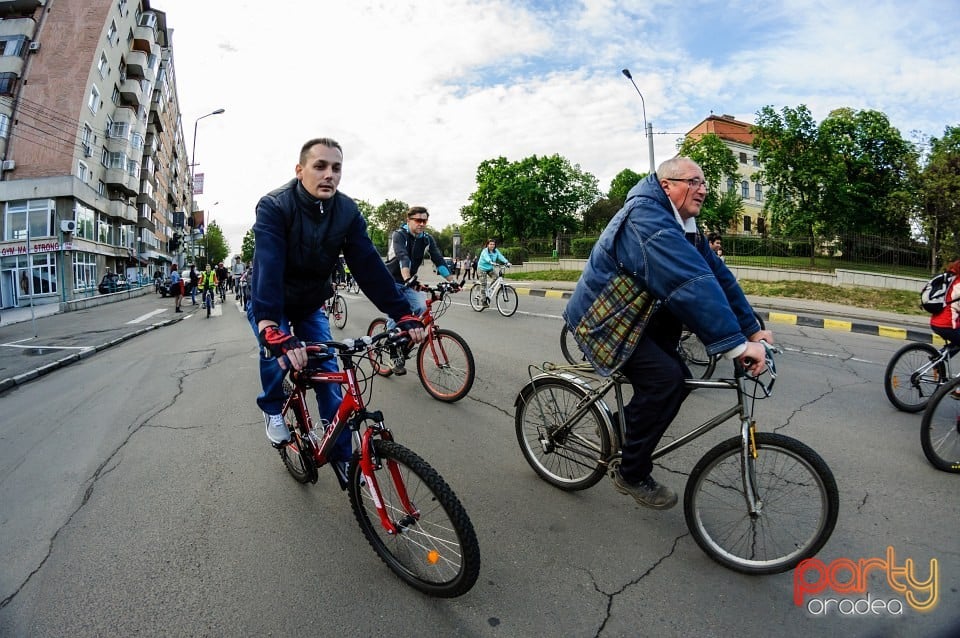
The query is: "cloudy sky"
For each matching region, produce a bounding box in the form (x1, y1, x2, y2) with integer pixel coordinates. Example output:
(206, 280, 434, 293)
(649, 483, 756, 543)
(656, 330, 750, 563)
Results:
(151, 0, 960, 255)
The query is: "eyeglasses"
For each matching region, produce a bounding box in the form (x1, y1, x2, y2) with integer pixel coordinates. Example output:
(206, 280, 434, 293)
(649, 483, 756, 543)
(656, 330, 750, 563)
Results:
(408, 217, 428, 223)
(666, 177, 708, 189)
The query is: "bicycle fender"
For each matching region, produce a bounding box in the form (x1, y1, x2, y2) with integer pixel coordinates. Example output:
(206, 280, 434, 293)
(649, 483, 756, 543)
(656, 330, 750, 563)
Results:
(514, 373, 618, 445)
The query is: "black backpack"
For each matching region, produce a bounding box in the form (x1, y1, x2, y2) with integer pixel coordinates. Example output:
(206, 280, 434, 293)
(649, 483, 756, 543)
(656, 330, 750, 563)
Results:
(920, 272, 956, 314)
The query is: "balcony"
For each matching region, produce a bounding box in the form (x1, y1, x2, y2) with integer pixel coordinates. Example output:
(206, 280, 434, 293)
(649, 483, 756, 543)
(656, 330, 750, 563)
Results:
(148, 109, 165, 133)
(104, 168, 138, 197)
(112, 104, 137, 125)
(137, 208, 156, 231)
(133, 24, 157, 51)
(119, 77, 143, 108)
(0, 56, 24, 77)
(106, 197, 137, 223)
(142, 133, 157, 157)
(137, 188, 156, 213)
(0, 16, 35, 38)
(104, 134, 129, 155)
(124, 49, 148, 78)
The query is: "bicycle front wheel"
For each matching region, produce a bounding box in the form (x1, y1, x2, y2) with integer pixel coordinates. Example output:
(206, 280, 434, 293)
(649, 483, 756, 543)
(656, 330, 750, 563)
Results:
(365, 318, 393, 377)
(684, 432, 839, 575)
(468, 284, 485, 312)
(515, 377, 612, 490)
(920, 376, 960, 473)
(416, 328, 475, 402)
(205, 293, 212, 317)
(332, 294, 348, 329)
(883, 342, 945, 412)
(496, 285, 518, 317)
(678, 329, 717, 379)
(348, 439, 480, 597)
(560, 323, 586, 365)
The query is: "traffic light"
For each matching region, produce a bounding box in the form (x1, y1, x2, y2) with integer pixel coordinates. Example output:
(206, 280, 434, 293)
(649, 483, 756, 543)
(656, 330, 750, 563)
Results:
(169, 234, 180, 251)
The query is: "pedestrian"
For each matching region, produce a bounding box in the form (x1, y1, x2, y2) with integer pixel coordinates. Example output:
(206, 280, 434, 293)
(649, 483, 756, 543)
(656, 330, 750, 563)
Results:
(170, 263, 183, 313)
(470, 255, 478, 279)
(249, 136, 425, 464)
(188, 264, 199, 305)
(708, 232, 725, 262)
(564, 156, 772, 509)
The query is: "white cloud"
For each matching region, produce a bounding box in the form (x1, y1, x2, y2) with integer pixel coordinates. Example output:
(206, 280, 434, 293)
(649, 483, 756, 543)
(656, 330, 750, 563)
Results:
(152, 0, 960, 255)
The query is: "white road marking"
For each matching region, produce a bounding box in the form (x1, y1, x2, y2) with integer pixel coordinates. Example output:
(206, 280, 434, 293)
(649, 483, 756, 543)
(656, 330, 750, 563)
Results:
(126, 309, 167, 324)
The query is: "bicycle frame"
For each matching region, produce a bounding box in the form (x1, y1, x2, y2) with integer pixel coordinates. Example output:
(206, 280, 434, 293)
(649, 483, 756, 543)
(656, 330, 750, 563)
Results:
(532, 354, 777, 514)
(284, 341, 419, 535)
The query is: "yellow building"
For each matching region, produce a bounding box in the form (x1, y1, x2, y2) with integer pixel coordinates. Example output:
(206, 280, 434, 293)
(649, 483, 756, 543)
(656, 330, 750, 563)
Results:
(685, 114, 767, 236)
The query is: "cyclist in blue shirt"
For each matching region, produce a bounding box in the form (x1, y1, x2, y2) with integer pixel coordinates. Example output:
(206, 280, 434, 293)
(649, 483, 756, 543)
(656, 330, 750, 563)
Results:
(476, 239, 511, 305)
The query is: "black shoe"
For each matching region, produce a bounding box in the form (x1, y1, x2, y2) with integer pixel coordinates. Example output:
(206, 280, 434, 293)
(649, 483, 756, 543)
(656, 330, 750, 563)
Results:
(175, 308, 183, 313)
(612, 471, 677, 509)
(391, 359, 407, 376)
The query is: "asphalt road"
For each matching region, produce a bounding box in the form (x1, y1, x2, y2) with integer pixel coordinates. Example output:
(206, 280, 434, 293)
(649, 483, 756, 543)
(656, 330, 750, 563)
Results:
(0, 289, 957, 637)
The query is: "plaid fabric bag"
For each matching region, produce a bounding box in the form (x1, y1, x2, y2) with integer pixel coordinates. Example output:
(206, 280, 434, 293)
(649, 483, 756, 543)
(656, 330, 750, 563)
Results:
(574, 271, 659, 375)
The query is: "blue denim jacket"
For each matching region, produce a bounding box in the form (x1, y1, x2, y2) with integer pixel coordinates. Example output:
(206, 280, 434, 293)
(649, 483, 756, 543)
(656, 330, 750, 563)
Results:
(564, 174, 760, 371)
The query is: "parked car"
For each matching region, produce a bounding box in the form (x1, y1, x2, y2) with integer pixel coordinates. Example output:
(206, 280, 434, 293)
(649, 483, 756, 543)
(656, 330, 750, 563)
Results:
(158, 277, 179, 297)
(433, 257, 455, 275)
(98, 273, 129, 294)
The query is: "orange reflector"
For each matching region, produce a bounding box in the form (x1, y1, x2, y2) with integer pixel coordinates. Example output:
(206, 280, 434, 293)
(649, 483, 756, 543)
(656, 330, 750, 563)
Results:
(427, 550, 440, 565)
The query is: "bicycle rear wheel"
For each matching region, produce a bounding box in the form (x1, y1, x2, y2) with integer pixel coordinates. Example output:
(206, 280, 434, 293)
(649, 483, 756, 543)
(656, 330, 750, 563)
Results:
(559, 323, 587, 365)
(348, 439, 480, 597)
(332, 294, 348, 329)
(684, 432, 838, 575)
(365, 318, 394, 377)
(514, 376, 612, 490)
(678, 329, 716, 379)
(883, 342, 945, 412)
(416, 328, 475, 402)
(920, 376, 960, 473)
(468, 284, 486, 312)
(496, 284, 518, 317)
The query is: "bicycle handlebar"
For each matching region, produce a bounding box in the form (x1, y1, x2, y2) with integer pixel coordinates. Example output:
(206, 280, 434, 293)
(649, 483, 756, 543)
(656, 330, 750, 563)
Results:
(302, 328, 410, 357)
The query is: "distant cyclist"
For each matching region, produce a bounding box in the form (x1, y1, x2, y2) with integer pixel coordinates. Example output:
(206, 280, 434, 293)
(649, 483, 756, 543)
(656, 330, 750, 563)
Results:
(199, 264, 219, 308)
(476, 239, 511, 304)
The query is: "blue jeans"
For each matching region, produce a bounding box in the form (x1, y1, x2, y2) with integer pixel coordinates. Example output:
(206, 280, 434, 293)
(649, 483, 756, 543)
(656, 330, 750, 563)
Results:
(247, 304, 352, 462)
(386, 284, 427, 329)
(190, 282, 197, 303)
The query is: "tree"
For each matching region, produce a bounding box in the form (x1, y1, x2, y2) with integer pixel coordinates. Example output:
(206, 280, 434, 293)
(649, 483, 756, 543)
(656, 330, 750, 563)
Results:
(752, 104, 830, 241)
(199, 221, 229, 267)
(240, 228, 254, 263)
(463, 154, 600, 247)
(677, 134, 741, 232)
(817, 108, 918, 237)
(607, 168, 645, 207)
(920, 125, 960, 268)
(581, 197, 620, 233)
(369, 199, 409, 236)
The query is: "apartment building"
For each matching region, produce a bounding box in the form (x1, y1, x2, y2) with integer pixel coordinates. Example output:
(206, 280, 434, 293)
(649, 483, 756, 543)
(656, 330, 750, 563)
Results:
(0, 0, 190, 310)
(685, 114, 767, 236)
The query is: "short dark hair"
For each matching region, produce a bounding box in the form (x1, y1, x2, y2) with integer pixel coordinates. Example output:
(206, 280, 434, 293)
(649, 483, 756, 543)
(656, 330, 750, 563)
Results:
(299, 138, 342, 164)
(708, 232, 722, 243)
(407, 206, 429, 218)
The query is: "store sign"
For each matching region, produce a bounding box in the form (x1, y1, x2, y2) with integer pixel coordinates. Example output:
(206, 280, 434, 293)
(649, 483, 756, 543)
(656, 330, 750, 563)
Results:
(193, 173, 204, 195)
(0, 241, 74, 256)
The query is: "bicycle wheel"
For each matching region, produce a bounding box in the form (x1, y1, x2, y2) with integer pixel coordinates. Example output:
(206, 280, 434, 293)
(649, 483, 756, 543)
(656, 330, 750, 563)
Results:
(468, 284, 486, 312)
(205, 292, 212, 317)
(678, 329, 717, 379)
(348, 439, 480, 597)
(416, 328, 475, 402)
(332, 294, 348, 329)
(684, 432, 839, 575)
(496, 284, 518, 317)
(365, 318, 394, 377)
(559, 323, 586, 365)
(920, 376, 960, 473)
(883, 342, 945, 412)
(279, 380, 318, 484)
(514, 376, 612, 490)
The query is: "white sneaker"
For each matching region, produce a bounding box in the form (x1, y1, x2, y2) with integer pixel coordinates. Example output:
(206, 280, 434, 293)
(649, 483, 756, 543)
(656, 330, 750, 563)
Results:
(264, 413, 291, 444)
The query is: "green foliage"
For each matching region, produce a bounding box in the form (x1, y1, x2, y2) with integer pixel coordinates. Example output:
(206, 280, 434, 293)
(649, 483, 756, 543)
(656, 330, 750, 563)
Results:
(678, 134, 741, 232)
(500, 246, 527, 264)
(581, 198, 620, 233)
(241, 228, 255, 263)
(463, 153, 601, 244)
(368, 199, 409, 236)
(920, 125, 960, 268)
(571, 237, 597, 258)
(607, 168, 645, 206)
(200, 221, 229, 266)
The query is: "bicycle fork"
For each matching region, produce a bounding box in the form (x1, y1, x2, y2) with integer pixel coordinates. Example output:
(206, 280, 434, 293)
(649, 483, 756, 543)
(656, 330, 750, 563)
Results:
(353, 416, 421, 536)
(739, 417, 763, 517)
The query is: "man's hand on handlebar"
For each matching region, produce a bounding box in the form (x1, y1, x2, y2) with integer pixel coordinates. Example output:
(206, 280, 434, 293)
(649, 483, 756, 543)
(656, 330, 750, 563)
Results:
(395, 314, 427, 344)
(259, 325, 307, 371)
(737, 341, 768, 376)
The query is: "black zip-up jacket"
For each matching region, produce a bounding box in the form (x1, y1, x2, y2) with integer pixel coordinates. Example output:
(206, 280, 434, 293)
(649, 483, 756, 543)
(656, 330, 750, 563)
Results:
(251, 178, 412, 324)
(384, 225, 447, 283)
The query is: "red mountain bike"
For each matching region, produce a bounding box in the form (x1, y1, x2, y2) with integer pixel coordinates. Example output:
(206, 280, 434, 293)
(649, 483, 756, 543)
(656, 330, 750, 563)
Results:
(275, 329, 480, 596)
(366, 280, 475, 402)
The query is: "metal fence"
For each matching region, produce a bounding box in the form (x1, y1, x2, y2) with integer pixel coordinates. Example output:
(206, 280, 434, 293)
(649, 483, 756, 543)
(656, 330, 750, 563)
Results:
(520, 233, 938, 278)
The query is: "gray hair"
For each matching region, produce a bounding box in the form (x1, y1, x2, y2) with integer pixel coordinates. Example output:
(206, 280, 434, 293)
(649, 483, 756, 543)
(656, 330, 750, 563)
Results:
(657, 156, 698, 179)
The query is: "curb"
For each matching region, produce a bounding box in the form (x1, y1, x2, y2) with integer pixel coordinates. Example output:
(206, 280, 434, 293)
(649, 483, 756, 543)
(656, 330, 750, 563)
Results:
(0, 315, 185, 395)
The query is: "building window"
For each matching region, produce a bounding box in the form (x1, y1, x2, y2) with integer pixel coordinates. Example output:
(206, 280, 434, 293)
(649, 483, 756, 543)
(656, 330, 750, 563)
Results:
(4, 199, 55, 240)
(98, 52, 109, 77)
(0, 113, 9, 140)
(98, 180, 106, 196)
(743, 215, 752, 233)
(752, 155, 760, 167)
(0, 73, 17, 96)
(126, 159, 139, 178)
(726, 177, 735, 193)
(97, 212, 111, 244)
(755, 183, 763, 202)
(107, 151, 126, 169)
(111, 85, 121, 105)
(88, 85, 101, 114)
(741, 180, 749, 199)
(78, 161, 90, 183)
(739, 152, 747, 164)
(21, 253, 58, 295)
(757, 217, 766, 234)
(81, 124, 93, 157)
(73, 251, 98, 291)
(0, 36, 27, 57)
(108, 121, 129, 139)
(106, 20, 117, 45)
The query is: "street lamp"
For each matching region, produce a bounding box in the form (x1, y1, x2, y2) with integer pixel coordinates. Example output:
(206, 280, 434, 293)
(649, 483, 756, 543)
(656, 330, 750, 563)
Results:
(189, 108, 225, 263)
(621, 69, 656, 174)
